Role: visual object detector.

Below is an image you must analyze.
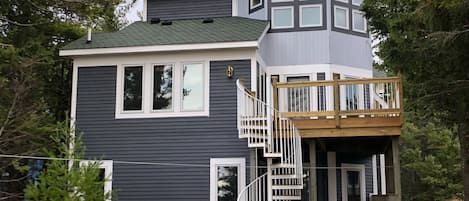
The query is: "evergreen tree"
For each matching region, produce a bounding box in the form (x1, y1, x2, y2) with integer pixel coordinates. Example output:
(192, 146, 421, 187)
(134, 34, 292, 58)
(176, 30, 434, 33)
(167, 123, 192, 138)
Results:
(362, 0, 469, 199)
(24, 120, 112, 201)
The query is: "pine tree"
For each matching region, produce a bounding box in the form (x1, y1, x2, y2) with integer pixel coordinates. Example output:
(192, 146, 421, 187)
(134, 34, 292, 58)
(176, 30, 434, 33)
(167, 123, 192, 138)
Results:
(24, 120, 112, 201)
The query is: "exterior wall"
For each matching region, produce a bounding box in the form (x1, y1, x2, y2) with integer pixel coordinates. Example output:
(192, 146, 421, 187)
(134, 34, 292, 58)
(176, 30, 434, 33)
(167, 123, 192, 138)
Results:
(329, 31, 373, 70)
(147, 0, 232, 20)
(76, 60, 252, 200)
(237, 0, 268, 20)
(259, 31, 331, 66)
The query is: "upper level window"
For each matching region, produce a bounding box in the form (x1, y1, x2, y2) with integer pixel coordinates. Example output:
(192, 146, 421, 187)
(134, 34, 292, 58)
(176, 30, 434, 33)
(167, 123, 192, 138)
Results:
(182, 63, 205, 111)
(123, 66, 143, 111)
(272, 6, 294, 29)
(300, 5, 323, 28)
(116, 62, 209, 119)
(334, 6, 349, 29)
(352, 0, 363, 6)
(153, 64, 173, 111)
(250, 0, 262, 10)
(352, 10, 367, 33)
(335, 0, 348, 3)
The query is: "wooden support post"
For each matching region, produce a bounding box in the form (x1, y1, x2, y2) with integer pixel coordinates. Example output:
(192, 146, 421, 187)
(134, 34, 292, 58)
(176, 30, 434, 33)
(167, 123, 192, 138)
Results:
(309, 141, 318, 201)
(271, 76, 279, 112)
(333, 74, 341, 128)
(385, 137, 401, 201)
(398, 74, 404, 125)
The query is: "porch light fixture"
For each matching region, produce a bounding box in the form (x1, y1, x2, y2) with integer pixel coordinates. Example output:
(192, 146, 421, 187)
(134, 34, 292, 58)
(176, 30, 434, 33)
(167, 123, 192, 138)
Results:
(226, 65, 234, 78)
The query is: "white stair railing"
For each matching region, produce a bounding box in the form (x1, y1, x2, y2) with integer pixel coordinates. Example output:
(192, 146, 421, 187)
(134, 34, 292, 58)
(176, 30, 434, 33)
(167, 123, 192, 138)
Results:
(237, 173, 268, 201)
(236, 79, 303, 201)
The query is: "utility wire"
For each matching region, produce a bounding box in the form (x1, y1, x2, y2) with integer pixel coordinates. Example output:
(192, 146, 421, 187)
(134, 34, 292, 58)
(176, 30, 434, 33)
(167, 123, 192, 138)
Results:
(0, 154, 395, 169)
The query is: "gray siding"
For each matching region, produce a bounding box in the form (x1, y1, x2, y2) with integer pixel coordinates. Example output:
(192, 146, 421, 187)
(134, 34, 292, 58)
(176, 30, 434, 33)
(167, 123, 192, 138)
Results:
(259, 31, 331, 66)
(329, 31, 373, 70)
(147, 0, 232, 20)
(237, 0, 268, 20)
(76, 60, 251, 200)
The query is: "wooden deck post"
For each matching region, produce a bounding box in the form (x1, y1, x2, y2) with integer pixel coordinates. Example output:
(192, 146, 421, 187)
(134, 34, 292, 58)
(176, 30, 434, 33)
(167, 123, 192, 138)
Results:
(333, 74, 341, 128)
(271, 76, 279, 111)
(309, 141, 318, 201)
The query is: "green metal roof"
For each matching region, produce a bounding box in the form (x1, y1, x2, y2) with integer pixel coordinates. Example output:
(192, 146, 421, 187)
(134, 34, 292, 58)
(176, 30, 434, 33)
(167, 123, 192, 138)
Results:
(62, 17, 269, 50)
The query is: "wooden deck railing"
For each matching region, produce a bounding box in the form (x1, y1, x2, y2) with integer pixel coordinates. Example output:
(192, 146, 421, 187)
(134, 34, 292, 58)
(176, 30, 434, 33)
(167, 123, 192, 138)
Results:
(272, 76, 404, 128)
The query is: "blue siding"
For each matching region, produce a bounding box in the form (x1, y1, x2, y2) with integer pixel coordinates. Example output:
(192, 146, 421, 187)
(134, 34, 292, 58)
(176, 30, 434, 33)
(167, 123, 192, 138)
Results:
(76, 60, 252, 200)
(147, 0, 232, 20)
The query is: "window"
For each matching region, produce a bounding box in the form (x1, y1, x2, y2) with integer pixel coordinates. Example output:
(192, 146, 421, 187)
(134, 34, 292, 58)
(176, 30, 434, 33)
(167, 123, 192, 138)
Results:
(250, 0, 262, 10)
(317, 73, 327, 111)
(336, 0, 348, 3)
(210, 158, 246, 201)
(80, 160, 113, 201)
(116, 62, 209, 118)
(182, 63, 205, 111)
(341, 163, 366, 201)
(352, 0, 363, 6)
(300, 5, 323, 27)
(334, 6, 349, 29)
(123, 66, 143, 111)
(352, 10, 367, 33)
(287, 76, 311, 112)
(153, 64, 173, 111)
(272, 7, 294, 29)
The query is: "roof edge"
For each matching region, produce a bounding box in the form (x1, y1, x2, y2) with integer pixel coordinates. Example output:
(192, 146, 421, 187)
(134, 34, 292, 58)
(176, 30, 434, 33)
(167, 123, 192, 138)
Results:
(60, 41, 259, 57)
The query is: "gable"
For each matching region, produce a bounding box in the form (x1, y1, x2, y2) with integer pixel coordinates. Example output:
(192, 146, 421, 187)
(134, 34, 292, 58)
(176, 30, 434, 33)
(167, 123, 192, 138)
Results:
(147, 0, 232, 20)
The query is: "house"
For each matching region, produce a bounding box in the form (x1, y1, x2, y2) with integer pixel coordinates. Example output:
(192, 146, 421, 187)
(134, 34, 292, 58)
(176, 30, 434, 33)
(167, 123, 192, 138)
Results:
(59, 0, 403, 201)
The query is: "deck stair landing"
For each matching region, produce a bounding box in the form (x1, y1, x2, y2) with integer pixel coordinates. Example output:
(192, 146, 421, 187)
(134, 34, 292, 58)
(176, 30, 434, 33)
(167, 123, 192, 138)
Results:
(236, 80, 304, 201)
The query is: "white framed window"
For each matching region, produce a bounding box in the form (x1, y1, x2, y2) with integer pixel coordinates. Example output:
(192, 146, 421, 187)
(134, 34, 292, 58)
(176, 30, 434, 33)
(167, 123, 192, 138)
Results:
(300, 5, 323, 27)
(79, 160, 113, 201)
(352, 0, 363, 6)
(271, 6, 294, 29)
(352, 10, 367, 33)
(210, 158, 246, 201)
(116, 61, 209, 119)
(334, 6, 349, 29)
(335, 0, 349, 3)
(250, 0, 262, 10)
(341, 163, 366, 201)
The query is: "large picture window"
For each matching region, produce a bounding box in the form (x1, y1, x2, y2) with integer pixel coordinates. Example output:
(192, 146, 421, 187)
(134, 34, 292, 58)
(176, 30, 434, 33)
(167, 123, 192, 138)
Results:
(116, 62, 209, 118)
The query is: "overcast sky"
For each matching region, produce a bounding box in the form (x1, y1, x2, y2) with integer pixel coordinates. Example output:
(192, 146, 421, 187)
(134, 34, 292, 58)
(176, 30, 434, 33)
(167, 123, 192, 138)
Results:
(124, 0, 144, 22)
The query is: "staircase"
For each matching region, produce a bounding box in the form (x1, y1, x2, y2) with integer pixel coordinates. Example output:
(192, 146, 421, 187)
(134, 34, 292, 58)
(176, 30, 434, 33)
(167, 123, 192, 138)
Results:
(236, 80, 304, 201)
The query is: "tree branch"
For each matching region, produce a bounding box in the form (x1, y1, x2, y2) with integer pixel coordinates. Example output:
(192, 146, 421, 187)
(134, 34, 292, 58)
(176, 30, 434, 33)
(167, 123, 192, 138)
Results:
(0, 93, 18, 137)
(0, 175, 28, 183)
(0, 16, 36, 27)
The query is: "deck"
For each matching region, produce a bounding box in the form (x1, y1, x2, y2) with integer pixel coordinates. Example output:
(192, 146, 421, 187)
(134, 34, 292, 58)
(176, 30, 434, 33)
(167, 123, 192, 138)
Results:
(272, 76, 404, 138)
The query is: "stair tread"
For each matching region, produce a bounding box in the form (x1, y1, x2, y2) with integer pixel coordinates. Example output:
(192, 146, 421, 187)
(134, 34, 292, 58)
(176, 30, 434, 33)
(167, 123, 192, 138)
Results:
(272, 185, 304, 190)
(273, 195, 302, 200)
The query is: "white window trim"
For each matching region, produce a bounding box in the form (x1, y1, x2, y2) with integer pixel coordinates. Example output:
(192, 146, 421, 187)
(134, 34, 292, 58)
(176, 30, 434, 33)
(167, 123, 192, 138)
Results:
(210, 158, 246, 201)
(341, 163, 366, 201)
(79, 160, 113, 201)
(334, 5, 350, 30)
(271, 6, 294, 29)
(299, 4, 323, 28)
(116, 61, 210, 119)
(352, 0, 362, 6)
(352, 9, 367, 33)
(336, 0, 349, 3)
(271, 0, 293, 2)
(250, 0, 262, 10)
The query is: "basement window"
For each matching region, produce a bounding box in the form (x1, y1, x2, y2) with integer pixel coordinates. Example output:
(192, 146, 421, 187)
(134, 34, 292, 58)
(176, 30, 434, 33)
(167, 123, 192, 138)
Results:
(210, 158, 246, 201)
(80, 160, 113, 201)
